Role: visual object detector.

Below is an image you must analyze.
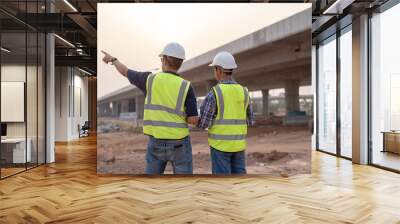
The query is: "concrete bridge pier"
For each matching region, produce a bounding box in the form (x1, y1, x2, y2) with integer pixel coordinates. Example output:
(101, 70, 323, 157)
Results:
(110, 101, 120, 117)
(261, 89, 269, 116)
(121, 99, 129, 113)
(285, 80, 300, 113)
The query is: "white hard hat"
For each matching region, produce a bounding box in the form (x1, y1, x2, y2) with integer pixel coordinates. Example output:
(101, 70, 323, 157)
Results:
(209, 51, 237, 70)
(159, 42, 186, 60)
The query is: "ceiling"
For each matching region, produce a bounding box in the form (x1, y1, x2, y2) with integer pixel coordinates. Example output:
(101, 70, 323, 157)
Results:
(0, 0, 393, 75)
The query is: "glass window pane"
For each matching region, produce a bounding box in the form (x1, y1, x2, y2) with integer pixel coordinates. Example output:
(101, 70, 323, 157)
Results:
(0, 1, 46, 179)
(38, 33, 45, 165)
(27, 31, 38, 168)
(340, 28, 352, 158)
(317, 36, 337, 154)
(26, 0, 40, 169)
(371, 3, 400, 171)
(1, 31, 27, 177)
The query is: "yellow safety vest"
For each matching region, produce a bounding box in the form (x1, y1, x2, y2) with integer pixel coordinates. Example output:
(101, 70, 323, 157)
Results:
(208, 83, 249, 152)
(143, 72, 190, 139)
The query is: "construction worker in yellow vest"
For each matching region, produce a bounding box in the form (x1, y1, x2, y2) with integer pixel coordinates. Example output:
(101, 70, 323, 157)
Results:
(198, 51, 255, 174)
(101, 43, 199, 175)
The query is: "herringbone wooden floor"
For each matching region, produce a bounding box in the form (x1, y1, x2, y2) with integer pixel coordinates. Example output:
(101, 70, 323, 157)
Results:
(1, 136, 400, 224)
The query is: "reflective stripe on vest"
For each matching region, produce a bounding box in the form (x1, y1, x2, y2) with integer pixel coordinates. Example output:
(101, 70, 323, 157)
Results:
(208, 133, 246, 140)
(143, 104, 185, 116)
(143, 120, 188, 128)
(208, 84, 249, 152)
(143, 72, 190, 139)
(213, 119, 247, 125)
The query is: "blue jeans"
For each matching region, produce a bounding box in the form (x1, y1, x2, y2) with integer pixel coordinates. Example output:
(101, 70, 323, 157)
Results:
(146, 136, 193, 175)
(210, 147, 246, 175)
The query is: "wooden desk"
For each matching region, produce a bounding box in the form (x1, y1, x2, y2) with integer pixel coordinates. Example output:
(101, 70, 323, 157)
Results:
(382, 131, 400, 154)
(1, 138, 31, 164)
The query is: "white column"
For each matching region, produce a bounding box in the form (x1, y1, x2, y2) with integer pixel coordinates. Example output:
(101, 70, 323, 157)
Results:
(352, 14, 369, 164)
(312, 45, 317, 150)
(46, 32, 55, 163)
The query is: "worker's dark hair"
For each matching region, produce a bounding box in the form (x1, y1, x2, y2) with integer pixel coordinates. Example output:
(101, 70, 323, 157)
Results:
(163, 55, 184, 70)
(224, 69, 233, 76)
(215, 66, 233, 76)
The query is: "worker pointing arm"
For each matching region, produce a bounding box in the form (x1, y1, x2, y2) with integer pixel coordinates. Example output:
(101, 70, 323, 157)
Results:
(101, 49, 198, 126)
(101, 43, 198, 175)
(101, 50, 129, 77)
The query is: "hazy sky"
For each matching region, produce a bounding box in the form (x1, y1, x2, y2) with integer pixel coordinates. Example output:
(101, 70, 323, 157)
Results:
(97, 3, 311, 98)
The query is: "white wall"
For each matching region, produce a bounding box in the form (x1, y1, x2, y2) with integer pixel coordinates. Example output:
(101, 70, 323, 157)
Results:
(1, 63, 46, 164)
(1, 72, 25, 123)
(1, 65, 35, 138)
(55, 67, 69, 141)
(1, 65, 26, 139)
(55, 67, 89, 141)
(71, 73, 89, 138)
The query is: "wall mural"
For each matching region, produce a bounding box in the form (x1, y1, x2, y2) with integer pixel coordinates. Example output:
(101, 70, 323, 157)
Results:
(97, 3, 312, 175)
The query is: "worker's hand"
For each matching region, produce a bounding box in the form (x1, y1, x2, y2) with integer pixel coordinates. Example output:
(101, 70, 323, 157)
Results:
(101, 50, 114, 64)
(101, 50, 128, 76)
(187, 116, 199, 126)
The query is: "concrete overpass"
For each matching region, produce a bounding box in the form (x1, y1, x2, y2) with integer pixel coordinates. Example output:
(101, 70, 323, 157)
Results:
(98, 7, 311, 119)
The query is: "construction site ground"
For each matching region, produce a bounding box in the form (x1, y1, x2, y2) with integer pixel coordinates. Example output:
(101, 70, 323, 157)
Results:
(97, 116, 311, 175)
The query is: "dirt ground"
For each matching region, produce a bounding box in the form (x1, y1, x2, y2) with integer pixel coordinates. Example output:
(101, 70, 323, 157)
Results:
(97, 116, 311, 175)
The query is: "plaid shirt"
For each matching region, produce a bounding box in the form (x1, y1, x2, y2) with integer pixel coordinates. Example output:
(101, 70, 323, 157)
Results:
(198, 79, 256, 129)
